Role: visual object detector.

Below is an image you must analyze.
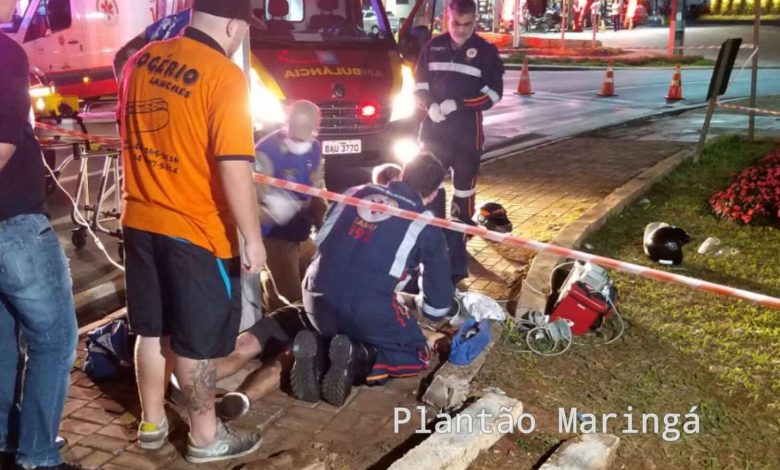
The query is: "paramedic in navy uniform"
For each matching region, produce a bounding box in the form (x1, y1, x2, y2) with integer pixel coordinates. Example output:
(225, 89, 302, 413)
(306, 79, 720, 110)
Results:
(414, 0, 504, 278)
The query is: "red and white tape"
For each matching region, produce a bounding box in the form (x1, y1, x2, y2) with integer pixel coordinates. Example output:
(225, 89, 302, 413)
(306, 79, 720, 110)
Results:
(35, 121, 120, 147)
(32, 120, 780, 309)
(717, 103, 780, 117)
(254, 173, 780, 310)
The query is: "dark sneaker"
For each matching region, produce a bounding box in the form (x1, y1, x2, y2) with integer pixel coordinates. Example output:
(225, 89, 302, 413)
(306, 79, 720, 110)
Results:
(137, 416, 169, 450)
(217, 392, 251, 421)
(321, 334, 356, 407)
(290, 330, 325, 403)
(185, 421, 262, 464)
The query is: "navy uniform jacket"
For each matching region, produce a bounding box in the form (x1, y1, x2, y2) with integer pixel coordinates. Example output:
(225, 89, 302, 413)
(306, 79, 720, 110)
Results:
(303, 182, 454, 343)
(414, 32, 504, 138)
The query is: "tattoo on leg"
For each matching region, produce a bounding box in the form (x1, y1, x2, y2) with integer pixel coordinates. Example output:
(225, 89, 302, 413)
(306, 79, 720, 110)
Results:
(183, 360, 216, 415)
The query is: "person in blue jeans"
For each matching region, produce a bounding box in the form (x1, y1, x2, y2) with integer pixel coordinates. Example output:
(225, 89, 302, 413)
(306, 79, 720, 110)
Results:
(0, 1, 79, 468)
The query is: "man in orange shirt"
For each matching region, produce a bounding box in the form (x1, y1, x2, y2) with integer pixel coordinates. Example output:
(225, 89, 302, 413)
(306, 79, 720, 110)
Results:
(118, 0, 267, 463)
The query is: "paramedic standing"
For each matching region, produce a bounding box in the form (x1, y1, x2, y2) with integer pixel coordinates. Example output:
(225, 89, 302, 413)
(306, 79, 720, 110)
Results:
(414, 0, 504, 274)
(0, 1, 78, 468)
(118, 0, 267, 463)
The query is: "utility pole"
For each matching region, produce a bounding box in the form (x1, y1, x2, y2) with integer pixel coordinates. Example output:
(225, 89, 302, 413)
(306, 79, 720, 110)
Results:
(748, 0, 760, 141)
(561, 0, 567, 49)
(668, 0, 684, 56)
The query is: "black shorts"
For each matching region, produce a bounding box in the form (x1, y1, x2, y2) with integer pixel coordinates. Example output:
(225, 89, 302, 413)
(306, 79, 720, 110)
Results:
(124, 227, 242, 360)
(247, 304, 310, 360)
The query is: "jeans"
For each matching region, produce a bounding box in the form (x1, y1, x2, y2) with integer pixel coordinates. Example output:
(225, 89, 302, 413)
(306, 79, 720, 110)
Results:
(0, 213, 77, 467)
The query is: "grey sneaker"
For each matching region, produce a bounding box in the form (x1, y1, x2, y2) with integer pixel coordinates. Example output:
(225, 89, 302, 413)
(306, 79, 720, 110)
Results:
(137, 416, 169, 450)
(216, 392, 251, 421)
(185, 421, 263, 464)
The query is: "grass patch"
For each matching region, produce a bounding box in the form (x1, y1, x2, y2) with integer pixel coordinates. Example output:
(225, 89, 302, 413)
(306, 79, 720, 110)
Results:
(505, 52, 714, 67)
(472, 135, 780, 469)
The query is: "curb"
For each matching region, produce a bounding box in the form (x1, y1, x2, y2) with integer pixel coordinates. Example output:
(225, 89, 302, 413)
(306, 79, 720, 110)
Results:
(514, 146, 696, 316)
(73, 274, 126, 333)
(504, 63, 717, 71)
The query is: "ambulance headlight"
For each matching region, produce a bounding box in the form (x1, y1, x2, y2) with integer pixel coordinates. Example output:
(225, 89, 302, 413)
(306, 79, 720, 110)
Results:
(390, 65, 416, 122)
(249, 69, 286, 130)
(393, 138, 420, 163)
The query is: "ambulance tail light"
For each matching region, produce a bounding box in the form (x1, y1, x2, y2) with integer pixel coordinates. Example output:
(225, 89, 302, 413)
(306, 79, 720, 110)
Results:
(360, 103, 378, 118)
(390, 65, 416, 122)
(249, 69, 286, 131)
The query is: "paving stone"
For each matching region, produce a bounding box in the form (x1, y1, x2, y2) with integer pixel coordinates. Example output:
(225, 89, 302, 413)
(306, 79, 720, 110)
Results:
(88, 397, 126, 414)
(110, 451, 162, 470)
(274, 405, 334, 433)
(112, 411, 139, 426)
(349, 389, 406, 415)
(63, 445, 93, 462)
(258, 425, 317, 453)
(59, 431, 86, 447)
(62, 398, 90, 417)
(60, 418, 103, 436)
(101, 464, 134, 470)
(79, 450, 114, 469)
(98, 424, 137, 441)
(67, 385, 103, 401)
(72, 406, 121, 424)
(78, 433, 131, 453)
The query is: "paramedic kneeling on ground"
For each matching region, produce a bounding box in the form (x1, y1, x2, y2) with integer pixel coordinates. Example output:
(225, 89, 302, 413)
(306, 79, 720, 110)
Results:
(118, 0, 267, 463)
(292, 152, 455, 406)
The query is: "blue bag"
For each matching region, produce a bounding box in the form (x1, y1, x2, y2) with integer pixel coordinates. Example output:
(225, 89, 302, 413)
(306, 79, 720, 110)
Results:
(449, 317, 491, 365)
(84, 318, 136, 381)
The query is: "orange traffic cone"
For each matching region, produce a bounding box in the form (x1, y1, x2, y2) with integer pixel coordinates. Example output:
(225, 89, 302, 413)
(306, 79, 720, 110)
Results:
(665, 64, 684, 101)
(515, 57, 534, 96)
(597, 60, 617, 97)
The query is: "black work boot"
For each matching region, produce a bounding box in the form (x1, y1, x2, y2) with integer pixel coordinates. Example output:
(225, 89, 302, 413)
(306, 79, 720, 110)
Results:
(290, 330, 326, 403)
(321, 334, 357, 406)
(322, 336, 378, 406)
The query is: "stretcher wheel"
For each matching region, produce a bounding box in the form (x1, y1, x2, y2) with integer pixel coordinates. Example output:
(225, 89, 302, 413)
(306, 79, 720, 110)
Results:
(71, 228, 88, 250)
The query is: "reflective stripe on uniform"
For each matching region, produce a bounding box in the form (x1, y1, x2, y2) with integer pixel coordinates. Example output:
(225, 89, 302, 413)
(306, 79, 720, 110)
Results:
(480, 85, 500, 103)
(389, 211, 433, 278)
(315, 187, 360, 246)
(453, 187, 477, 198)
(414, 82, 430, 91)
(428, 62, 482, 78)
(423, 302, 451, 318)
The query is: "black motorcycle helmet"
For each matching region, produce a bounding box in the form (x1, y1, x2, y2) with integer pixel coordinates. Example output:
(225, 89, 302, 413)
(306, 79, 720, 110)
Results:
(476, 202, 513, 233)
(643, 222, 691, 265)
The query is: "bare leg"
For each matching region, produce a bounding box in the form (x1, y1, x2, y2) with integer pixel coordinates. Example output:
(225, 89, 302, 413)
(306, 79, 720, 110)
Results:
(236, 349, 294, 401)
(215, 332, 262, 381)
(174, 357, 217, 446)
(135, 335, 175, 425)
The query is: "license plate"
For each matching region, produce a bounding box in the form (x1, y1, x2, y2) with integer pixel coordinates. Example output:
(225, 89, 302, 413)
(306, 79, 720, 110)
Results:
(322, 139, 362, 155)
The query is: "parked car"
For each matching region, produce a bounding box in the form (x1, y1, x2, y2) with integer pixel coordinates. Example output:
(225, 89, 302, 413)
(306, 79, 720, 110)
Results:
(363, 10, 399, 34)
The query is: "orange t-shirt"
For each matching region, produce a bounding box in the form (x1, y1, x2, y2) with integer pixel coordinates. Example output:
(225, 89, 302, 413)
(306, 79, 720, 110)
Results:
(119, 28, 254, 259)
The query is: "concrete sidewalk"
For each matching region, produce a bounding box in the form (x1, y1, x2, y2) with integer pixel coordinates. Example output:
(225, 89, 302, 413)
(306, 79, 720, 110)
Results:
(58, 134, 688, 469)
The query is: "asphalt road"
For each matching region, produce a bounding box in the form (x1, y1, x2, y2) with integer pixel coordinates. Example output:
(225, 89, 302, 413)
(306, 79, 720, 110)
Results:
(45, 64, 780, 304)
(525, 24, 780, 66)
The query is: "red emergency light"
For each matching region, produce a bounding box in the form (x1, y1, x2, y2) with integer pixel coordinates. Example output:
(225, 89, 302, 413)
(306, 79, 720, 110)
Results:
(360, 103, 378, 118)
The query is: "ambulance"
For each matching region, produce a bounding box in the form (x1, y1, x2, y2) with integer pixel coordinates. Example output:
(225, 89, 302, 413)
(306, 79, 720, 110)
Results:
(2, 0, 440, 171)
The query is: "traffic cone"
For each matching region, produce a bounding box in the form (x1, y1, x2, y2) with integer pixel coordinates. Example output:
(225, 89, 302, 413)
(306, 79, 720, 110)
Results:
(515, 57, 534, 96)
(597, 60, 617, 97)
(665, 63, 684, 101)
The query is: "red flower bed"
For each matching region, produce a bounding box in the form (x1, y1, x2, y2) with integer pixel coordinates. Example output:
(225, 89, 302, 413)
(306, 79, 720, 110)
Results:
(709, 147, 780, 224)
